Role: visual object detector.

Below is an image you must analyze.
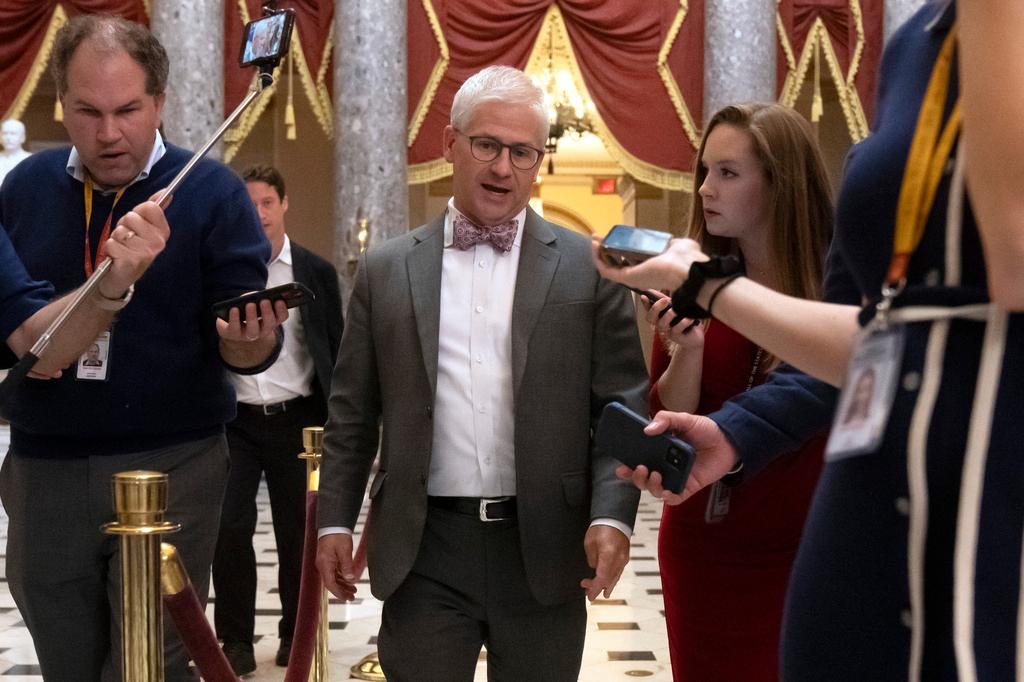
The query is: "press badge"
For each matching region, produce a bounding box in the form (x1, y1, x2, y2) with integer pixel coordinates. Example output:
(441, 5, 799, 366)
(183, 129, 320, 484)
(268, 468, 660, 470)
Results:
(76, 330, 111, 381)
(825, 325, 905, 461)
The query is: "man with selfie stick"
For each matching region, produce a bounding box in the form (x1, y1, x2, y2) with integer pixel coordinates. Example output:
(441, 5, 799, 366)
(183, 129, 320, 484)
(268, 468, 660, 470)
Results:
(0, 16, 286, 680)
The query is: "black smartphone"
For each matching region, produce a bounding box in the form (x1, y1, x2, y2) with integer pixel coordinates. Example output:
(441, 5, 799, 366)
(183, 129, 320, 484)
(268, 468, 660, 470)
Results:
(212, 282, 314, 322)
(601, 225, 672, 266)
(594, 401, 695, 494)
(239, 10, 295, 67)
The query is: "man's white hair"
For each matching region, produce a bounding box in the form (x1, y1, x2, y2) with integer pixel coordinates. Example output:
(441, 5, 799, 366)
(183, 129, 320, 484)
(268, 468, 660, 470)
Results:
(450, 65, 548, 143)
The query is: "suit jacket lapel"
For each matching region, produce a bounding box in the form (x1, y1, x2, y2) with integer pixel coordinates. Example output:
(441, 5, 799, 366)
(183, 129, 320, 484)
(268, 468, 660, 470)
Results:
(511, 209, 559, 397)
(290, 243, 313, 331)
(407, 217, 445, 395)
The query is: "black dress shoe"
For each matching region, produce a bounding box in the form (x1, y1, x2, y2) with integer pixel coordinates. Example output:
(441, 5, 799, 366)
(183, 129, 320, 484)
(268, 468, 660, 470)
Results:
(275, 639, 291, 667)
(222, 641, 256, 676)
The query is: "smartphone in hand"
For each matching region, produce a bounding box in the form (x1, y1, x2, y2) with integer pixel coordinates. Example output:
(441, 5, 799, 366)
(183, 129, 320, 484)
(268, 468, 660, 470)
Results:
(601, 225, 672, 266)
(595, 401, 695, 494)
(211, 281, 314, 322)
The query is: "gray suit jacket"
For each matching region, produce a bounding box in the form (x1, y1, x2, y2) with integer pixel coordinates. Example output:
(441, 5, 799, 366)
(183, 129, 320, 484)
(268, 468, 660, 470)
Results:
(318, 208, 648, 604)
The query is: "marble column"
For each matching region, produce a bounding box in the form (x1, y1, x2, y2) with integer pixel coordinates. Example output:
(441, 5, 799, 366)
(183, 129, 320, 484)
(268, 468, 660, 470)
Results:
(885, 0, 927, 45)
(150, 0, 223, 158)
(703, 0, 776, 124)
(334, 0, 408, 301)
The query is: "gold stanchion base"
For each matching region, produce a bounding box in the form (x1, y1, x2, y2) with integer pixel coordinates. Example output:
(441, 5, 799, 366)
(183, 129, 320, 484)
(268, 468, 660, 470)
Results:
(350, 651, 385, 681)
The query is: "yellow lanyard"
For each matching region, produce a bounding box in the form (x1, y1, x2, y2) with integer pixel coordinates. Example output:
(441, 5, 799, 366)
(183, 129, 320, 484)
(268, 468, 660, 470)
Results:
(887, 26, 961, 286)
(83, 175, 126, 276)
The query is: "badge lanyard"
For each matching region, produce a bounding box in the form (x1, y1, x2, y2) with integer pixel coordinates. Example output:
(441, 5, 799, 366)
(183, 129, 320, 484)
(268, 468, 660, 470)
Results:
(79, 175, 126, 383)
(877, 26, 961, 325)
(705, 346, 764, 523)
(826, 26, 960, 461)
(83, 175, 126, 277)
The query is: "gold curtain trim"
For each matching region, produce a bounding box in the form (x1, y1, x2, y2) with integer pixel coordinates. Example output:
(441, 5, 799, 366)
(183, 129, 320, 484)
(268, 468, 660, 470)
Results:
(408, 4, 693, 191)
(544, 6, 692, 191)
(289, 28, 333, 137)
(407, 157, 452, 185)
(656, 0, 701, 149)
(224, 3, 335, 161)
(3, 5, 67, 122)
(408, 0, 449, 147)
(315, 22, 334, 122)
(141, 0, 150, 19)
(224, 70, 279, 163)
(776, 2, 869, 142)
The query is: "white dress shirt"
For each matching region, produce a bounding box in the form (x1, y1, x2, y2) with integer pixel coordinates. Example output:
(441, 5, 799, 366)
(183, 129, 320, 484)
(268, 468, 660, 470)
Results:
(320, 201, 630, 538)
(427, 200, 523, 497)
(66, 130, 167, 190)
(232, 236, 316, 404)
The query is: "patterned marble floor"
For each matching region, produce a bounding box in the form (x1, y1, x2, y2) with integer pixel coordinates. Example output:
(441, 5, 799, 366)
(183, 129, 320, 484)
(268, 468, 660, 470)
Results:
(0, 424, 671, 680)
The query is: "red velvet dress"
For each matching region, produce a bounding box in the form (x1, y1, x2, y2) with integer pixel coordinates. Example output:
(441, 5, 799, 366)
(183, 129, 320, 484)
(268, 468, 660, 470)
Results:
(649, 320, 825, 681)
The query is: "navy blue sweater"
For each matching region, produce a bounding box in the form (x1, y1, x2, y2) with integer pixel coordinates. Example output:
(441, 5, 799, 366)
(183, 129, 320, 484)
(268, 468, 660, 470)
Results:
(0, 144, 271, 457)
(0, 228, 52, 341)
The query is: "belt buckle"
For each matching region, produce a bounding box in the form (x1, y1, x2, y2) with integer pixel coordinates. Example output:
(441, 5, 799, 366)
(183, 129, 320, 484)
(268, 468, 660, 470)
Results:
(479, 496, 510, 522)
(262, 401, 285, 416)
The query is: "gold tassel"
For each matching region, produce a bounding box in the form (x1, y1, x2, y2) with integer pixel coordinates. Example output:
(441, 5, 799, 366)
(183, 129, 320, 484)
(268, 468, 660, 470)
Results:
(54, 97, 63, 122)
(810, 37, 823, 123)
(285, 43, 297, 140)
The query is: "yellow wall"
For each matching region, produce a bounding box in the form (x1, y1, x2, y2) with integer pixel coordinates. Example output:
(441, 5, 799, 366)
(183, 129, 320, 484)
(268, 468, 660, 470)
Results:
(535, 176, 623, 236)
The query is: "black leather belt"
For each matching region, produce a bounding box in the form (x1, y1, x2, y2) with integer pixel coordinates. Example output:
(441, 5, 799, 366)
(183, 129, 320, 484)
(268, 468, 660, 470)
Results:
(428, 496, 517, 522)
(237, 395, 310, 416)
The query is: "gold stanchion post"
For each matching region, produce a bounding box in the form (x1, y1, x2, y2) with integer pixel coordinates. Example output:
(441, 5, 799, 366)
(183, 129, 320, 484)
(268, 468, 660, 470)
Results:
(102, 471, 181, 682)
(299, 427, 330, 682)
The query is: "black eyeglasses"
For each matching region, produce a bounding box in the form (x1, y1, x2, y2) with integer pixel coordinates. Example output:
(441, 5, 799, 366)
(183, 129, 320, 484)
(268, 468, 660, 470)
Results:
(455, 130, 543, 171)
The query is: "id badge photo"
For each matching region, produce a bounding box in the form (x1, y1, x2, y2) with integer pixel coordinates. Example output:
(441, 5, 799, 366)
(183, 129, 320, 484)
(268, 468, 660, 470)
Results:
(825, 325, 905, 461)
(76, 330, 112, 382)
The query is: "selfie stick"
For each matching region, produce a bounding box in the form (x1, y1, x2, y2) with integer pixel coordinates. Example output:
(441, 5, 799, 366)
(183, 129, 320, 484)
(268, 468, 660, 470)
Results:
(0, 67, 278, 406)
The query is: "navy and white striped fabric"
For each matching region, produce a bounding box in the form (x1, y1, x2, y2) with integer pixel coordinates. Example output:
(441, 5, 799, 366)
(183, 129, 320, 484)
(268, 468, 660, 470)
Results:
(782, 2, 1024, 680)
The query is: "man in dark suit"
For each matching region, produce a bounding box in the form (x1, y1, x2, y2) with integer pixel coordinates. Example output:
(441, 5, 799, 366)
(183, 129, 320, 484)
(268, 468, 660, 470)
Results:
(315, 66, 648, 681)
(213, 164, 343, 674)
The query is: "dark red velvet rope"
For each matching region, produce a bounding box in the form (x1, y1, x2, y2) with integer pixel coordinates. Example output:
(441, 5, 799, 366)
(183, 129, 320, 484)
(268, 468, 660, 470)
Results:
(163, 585, 240, 682)
(284, 490, 321, 682)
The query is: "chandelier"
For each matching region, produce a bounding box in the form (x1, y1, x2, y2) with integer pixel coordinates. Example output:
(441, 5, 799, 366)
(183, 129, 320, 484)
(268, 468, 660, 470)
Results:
(531, 22, 595, 174)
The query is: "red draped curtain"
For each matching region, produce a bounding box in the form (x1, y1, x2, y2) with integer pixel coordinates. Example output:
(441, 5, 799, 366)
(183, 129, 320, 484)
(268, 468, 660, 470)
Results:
(406, 0, 704, 190)
(776, 0, 883, 140)
(0, 1, 147, 121)
(1, 2, 887, 182)
(223, 0, 334, 161)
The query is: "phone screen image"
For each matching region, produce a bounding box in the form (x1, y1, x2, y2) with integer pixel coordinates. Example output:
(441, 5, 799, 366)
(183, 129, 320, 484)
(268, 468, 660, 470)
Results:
(604, 226, 672, 257)
(241, 13, 290, 66)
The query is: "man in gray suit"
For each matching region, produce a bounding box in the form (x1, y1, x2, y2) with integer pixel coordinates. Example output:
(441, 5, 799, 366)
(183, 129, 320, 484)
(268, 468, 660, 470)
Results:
(315, 65, 648, 681)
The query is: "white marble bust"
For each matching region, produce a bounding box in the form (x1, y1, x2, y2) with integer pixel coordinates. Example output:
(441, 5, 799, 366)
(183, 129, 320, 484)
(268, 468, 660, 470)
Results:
(0, 119, 32, 186)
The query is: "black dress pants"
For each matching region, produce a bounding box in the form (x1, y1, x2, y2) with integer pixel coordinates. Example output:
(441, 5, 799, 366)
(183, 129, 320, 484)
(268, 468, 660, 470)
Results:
(212, 394, 324, 645)
(378, 503, 587, 682)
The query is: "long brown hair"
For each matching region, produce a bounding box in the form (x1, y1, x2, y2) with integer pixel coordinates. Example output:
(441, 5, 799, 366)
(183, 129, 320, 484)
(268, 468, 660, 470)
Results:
(688, 103, 833, 301)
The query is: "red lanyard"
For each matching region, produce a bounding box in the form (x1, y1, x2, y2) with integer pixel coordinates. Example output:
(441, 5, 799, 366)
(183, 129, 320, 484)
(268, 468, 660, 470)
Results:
(83, 175, 126, 276)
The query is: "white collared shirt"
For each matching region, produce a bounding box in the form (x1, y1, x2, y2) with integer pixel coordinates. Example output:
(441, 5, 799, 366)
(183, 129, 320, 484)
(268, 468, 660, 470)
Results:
(65, 130, 167, 191)
(319, 202, 631, 538)
(427, 199, 526, 497)
(231, 236, 316, 405)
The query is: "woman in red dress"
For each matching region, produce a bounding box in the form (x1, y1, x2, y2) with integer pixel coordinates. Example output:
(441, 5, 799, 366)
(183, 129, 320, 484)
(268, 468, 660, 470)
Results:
(640, 103, 832, 681)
